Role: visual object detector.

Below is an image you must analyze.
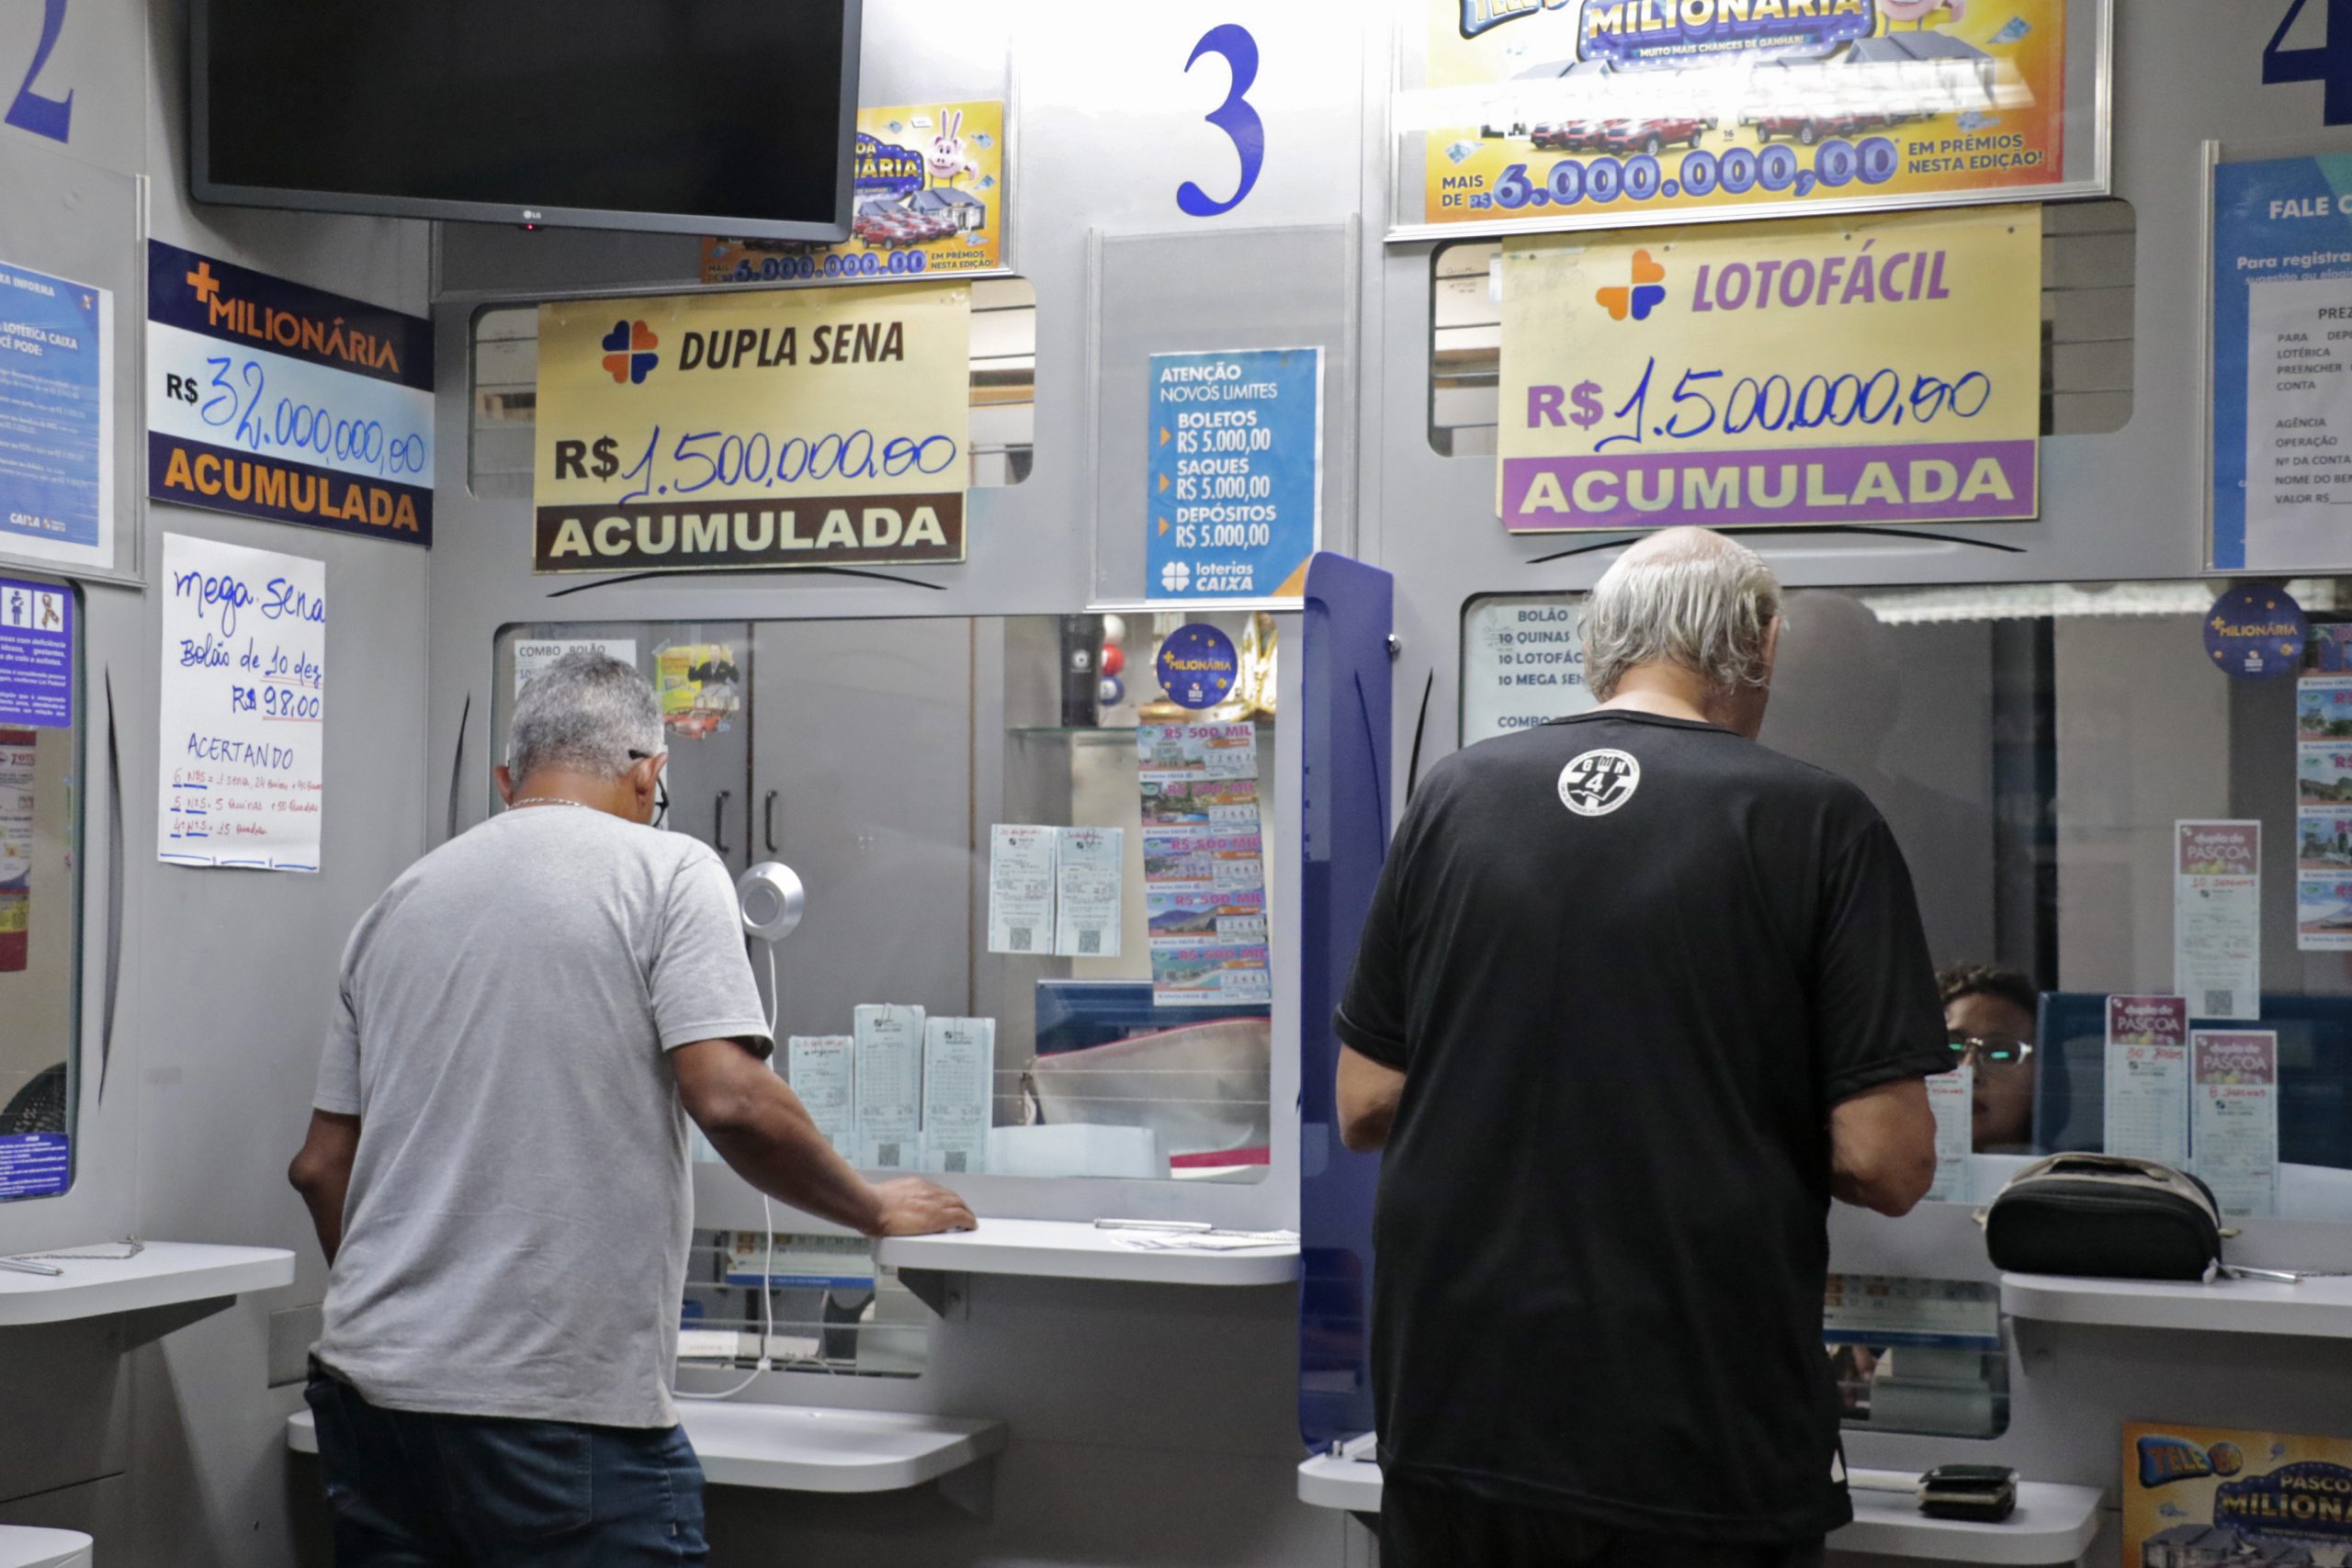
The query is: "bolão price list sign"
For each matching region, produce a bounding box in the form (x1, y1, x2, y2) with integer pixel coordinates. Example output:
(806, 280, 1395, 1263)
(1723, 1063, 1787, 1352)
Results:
(1146, 347, 1321, 600)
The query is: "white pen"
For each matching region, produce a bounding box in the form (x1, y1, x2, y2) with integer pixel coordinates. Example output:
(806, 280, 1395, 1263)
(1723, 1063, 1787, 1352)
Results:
(0, 1257, 64, 1278)
(1093, 1218, 1214, 1234)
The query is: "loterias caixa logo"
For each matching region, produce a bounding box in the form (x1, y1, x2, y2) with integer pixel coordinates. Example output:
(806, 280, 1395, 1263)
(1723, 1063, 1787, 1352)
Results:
(601, 320, 661, 385)
(1596, 249, 1669, 321)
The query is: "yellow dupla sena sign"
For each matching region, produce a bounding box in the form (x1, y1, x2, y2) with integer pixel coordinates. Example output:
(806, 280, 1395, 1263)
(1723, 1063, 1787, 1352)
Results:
(1496, 203, 2039, 532)
(532, 285, 970, 572)
(2126, 1423, 2352, 1562)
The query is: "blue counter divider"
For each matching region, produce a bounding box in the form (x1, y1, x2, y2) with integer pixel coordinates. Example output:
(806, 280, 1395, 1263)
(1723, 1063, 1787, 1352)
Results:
(1297, 552, 1394, 1454)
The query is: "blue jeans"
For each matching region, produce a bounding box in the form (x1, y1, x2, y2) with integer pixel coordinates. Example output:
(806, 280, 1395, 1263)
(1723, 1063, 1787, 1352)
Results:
(304, 1371, 708, 1566)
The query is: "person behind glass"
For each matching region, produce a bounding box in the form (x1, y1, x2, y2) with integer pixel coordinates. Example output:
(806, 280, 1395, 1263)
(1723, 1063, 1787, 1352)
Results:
(1939, 963, 2040, 1154)
(286, 652, 975, 1566)
(1334, 528, 1947, 1568)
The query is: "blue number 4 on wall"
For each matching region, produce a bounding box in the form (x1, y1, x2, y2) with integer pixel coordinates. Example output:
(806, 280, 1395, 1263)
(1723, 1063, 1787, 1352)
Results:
(2268, 0, 2352, 126)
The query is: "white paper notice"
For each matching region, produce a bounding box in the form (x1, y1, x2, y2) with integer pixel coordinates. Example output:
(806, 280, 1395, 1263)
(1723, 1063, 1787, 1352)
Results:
(2192, 1030, 2280, 1218)
(2174, 820, 2261, 1021)
(515, 637, 637, 694)
(2246, 276, 2352, 531)
(988, 824, 1057, 956)
(157, 534, 325, 872)
(786, 1036, 854, 1159)
(922, 1016, 996, 1175)
(2104, 995, 2190, 1167)
(853, 1004, 924, 1171)
(1055, 826, 1124, 958)
(1925, 1065, 1973, 1204)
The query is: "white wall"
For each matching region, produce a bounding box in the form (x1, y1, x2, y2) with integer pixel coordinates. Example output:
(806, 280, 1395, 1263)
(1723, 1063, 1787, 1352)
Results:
(0, 0, 432, 1561)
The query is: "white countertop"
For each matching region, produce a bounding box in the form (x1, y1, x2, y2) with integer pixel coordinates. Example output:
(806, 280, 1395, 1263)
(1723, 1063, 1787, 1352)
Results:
(1297, 1458, 2105, 1565)
(0, 1242, 294, 1327)
(0, 1527, 93, 1568)
(2002, 1270, 2352, 1339)
(876, 1218, 1299, 1286)
(290, 1402, 1006, 1495)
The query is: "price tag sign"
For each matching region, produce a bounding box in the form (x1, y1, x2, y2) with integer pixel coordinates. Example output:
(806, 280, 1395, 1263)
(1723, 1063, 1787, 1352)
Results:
(1147, 347, 1321, 600)
(1498, 204, 2041, 532)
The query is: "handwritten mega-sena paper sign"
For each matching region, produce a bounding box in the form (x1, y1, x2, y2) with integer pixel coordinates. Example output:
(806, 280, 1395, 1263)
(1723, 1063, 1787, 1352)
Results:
(157, 535, 325, 873)
(531, 284, 971, 572)
(1407, 0, 2078, 234)
(1497, 203, 2040, 531)
(145, 243, 434, 546)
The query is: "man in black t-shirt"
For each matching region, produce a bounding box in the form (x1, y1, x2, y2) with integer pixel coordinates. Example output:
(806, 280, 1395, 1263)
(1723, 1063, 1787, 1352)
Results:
(1336, 527, 1947, 1568)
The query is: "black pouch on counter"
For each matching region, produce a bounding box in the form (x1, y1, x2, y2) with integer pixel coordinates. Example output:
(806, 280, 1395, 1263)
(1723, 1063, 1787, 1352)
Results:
(1982, 1154, 2224, 1280)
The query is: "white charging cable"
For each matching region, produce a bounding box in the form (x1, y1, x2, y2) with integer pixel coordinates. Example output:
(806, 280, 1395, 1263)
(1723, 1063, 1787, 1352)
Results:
(676, 944, 784, 1402)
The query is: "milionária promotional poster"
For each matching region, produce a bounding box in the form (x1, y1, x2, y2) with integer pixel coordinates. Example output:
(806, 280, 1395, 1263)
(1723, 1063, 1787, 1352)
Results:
(1400, 0, 2089, 236)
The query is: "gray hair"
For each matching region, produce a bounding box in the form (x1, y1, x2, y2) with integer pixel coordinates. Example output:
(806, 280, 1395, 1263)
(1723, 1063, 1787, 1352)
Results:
(1581, 527, 1781, 703)
(507, 651, 664, 782)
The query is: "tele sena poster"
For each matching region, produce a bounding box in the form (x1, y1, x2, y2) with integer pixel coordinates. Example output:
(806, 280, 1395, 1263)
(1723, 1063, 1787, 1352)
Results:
(1407, 0, 2075, 233)
(2126, 1423, 2352, 1564)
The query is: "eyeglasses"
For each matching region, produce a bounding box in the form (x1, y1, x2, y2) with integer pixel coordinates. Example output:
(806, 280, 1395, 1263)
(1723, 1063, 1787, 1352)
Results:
(628, 750, 671, 829)
(1948, 1032, 2033, 1066)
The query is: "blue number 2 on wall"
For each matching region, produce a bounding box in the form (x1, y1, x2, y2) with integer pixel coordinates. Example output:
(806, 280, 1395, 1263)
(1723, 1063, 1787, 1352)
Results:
(6, 0, 74, 143)
(2266, 0, 2352, 127)
(1177, 23, 1263, 218)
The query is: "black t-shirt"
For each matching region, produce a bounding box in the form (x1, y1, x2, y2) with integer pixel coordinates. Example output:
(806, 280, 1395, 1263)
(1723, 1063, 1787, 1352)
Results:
(1337, 710, 1949, 1544)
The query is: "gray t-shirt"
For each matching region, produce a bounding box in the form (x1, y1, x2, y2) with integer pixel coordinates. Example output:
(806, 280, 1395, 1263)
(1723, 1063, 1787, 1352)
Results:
(312, 805, 770, 1428)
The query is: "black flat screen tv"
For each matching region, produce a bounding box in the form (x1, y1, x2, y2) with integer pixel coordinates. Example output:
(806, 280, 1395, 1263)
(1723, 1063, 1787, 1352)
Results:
(190, 0, 863, 242)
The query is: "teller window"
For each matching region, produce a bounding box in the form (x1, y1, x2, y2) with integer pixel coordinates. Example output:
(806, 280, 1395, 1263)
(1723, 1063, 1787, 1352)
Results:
(492, 610, 1281, 1189)
(1465, 578, 2352, 1224)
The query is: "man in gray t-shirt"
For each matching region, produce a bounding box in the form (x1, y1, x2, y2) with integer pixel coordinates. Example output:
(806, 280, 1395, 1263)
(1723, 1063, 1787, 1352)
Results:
(288, 652, 972, 1566)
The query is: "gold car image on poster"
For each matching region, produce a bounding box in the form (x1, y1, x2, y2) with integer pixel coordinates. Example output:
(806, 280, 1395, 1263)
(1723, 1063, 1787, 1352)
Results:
(531, 284, 973, 573)
(704, 101, 1008, 286)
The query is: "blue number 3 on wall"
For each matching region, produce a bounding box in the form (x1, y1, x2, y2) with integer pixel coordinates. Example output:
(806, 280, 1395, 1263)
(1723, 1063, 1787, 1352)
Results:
(6, 0, 74, 143)
(1179, 23, 1263, 218)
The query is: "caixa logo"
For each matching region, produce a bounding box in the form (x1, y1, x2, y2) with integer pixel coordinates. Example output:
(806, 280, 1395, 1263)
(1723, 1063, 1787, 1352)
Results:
(600, 320, 661, 386)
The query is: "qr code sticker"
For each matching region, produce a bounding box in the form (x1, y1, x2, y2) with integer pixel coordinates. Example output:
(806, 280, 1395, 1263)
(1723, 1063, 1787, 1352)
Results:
(2204, 989, 2231, 1016)
(1079, 930, 1101, 955)
(945, 1151, 967, 1173)
(877, 1144, 900, 1168)
(1011, 928, 1033, 952)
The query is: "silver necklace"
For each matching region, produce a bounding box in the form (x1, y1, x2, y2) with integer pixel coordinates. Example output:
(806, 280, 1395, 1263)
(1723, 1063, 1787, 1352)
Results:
(510, 797, 593, 812)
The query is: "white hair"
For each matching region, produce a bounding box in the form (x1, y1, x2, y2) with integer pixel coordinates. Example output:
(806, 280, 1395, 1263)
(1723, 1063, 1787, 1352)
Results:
(507, 651, 664, 782)
(1581, 528, 1782, 703)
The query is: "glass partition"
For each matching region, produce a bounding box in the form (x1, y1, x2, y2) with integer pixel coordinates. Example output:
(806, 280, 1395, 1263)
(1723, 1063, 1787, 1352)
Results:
(1466, 578, 2352, 1223)
(492, 613, 1279, 1186)
(0, 571, 83, 1202)
(1824, 1273, 2008, 1438)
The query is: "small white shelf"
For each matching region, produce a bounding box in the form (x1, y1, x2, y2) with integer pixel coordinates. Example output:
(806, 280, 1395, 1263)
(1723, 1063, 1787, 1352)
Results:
(875, 1218, 1298, 1287)
(1296, 1452, 1380, 1512)
(1296, 1459, 2105, 1565)
(2002, 1271, 2352, 1339)
(290, 1403, 1005, 1495)
(0, 1527, 94, 1568)
(0, 1242, 293, 1327)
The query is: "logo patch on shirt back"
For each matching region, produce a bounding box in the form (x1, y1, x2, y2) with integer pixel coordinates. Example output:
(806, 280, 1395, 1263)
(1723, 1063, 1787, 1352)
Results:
(1558, 748, 1640, 817)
